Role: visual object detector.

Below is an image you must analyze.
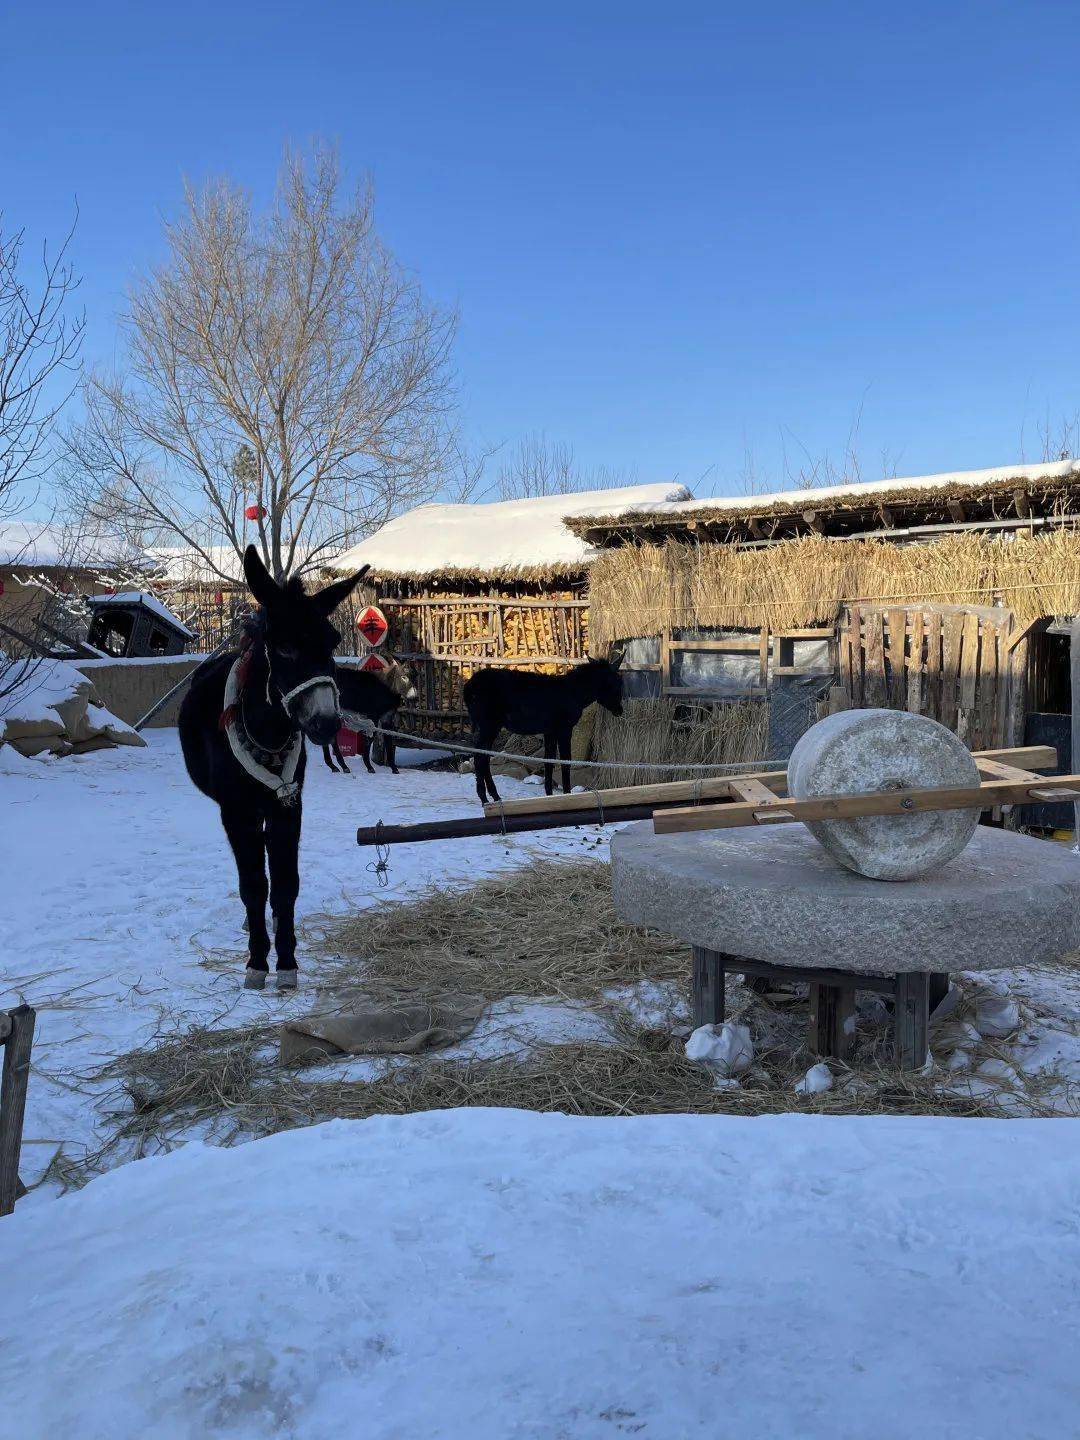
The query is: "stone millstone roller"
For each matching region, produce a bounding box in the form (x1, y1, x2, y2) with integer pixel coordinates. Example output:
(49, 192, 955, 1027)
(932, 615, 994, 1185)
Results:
(786, 708, 982, 881)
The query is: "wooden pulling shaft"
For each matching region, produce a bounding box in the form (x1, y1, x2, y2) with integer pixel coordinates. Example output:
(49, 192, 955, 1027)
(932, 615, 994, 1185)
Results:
(356, 803, 660, 847)
(356, 745, 1062, 849)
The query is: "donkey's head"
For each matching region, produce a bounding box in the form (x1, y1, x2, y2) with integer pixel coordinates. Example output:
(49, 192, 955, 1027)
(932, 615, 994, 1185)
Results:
(383, 658, 420, 704)
(242, 546, 370, 745)
(585, 656, 624, 716)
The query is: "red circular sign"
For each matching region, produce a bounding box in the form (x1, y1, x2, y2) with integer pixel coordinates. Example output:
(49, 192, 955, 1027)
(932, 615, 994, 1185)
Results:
(244, 503, 266, 521)
(355, 605, 388, 647)
(360, 652, 390, 674)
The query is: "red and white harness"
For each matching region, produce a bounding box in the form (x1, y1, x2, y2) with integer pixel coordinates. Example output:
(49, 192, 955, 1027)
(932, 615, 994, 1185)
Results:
(219, 639, 342, 806)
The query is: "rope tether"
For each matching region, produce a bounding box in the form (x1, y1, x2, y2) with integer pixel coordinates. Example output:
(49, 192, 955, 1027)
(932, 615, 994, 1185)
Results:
(370, 724, 772, 775)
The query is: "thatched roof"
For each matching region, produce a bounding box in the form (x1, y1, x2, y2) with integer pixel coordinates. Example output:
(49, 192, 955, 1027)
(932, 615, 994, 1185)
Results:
(566, 459, 1080, 547)
(588, 528, 1080, 646)
(329, 483, 691, 582)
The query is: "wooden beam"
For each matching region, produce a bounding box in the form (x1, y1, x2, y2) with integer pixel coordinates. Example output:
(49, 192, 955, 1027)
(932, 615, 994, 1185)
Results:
(974, 757, 1041, 783)
(894, 973, 930, 1069)
(667, 638, 763, 653)
(652, 773, 1080, 835)
(692, 947, 726, 1027)
(484, 746, 1057, 820)
(728, 778, 789, 819)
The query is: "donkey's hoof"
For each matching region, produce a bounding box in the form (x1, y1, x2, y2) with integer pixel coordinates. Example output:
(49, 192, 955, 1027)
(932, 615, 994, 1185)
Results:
(275, 970, 298, 992)
(243, 968, 267, 990)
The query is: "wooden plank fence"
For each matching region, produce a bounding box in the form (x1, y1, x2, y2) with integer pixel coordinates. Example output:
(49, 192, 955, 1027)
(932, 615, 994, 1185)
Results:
(839, 603, 1016, 750)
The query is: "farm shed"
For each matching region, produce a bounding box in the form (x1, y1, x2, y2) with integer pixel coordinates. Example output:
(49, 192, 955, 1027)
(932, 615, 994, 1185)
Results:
(568, 459, 1080, 822)
(330, 483, 690, 738)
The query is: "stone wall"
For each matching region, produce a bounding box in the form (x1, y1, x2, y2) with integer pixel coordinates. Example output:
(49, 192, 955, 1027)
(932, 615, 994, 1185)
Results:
(72, 655, 208, 727)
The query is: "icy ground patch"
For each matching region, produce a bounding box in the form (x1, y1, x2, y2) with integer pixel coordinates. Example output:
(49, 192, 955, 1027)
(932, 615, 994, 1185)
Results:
(2, 1108, 1079, 1440)
(0, 731, 612, 1192)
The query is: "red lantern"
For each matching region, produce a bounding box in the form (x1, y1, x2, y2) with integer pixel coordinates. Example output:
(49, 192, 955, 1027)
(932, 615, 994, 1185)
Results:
(214, 590, 224, 606)
(244, 504, 265, 521)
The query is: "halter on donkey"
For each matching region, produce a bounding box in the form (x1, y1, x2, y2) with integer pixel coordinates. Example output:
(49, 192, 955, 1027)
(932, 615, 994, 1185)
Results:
(178, 546, 370, 990)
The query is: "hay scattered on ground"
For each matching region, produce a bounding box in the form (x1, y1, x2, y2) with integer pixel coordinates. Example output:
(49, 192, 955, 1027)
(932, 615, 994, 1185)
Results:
(51, 864, 1077, 1192)
(319, 859, 687, 1002)
(588, 529, 1080, 645)
(585, 697, 767, 787)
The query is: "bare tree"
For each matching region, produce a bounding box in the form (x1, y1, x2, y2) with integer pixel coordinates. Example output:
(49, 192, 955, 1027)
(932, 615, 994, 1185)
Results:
(496, 432, 630, 500)
(64, 147, 456, 580)
(0, 210, 84, 519)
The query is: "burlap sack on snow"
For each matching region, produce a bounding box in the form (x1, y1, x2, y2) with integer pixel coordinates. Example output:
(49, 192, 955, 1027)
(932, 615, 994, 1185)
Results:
(280, 995, 485, 1065)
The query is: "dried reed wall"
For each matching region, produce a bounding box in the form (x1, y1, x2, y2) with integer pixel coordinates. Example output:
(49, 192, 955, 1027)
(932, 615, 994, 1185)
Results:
(588, 531, 1080, 645)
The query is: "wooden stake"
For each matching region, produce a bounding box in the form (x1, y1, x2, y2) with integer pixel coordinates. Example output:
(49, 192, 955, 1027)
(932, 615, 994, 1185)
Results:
(0, 1006, 35, 1218)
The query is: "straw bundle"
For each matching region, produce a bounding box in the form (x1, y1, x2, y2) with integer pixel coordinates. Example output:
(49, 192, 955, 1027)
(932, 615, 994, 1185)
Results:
(585, 697, 768, 787)
(588, 529, 1080, 644)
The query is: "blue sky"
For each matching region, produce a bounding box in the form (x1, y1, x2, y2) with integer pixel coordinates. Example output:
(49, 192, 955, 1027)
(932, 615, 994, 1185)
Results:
(5, 0, 1080, 500)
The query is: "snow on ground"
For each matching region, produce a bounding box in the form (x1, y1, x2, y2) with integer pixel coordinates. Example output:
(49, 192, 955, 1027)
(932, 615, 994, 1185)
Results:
(0, 730, 615, 1191)
(2, 729, 1079, 1196)
(3, 1107, 1079, 1439)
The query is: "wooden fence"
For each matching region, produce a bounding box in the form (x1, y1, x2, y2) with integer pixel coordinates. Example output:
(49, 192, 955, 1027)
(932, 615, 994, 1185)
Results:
(381, 595, 591, 738)
(839, 603, 1020, 750)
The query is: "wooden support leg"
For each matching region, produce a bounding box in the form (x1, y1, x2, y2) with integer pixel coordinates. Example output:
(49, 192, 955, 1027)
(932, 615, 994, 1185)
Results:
(928, 972, 950, 1017)
(691, 947, 726, 1028)
(0, 1005, 35, 1217)
(808, 983, 855, 1061)
(894, 973, 930, 1070)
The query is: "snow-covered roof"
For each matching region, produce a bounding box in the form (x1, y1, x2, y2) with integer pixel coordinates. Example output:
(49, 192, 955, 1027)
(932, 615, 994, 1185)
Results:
(565, 459, 1080, 539)
(0, 521, 146, 570)
(150, 542, 316, 585)
(87, 591, 195, 639)
(330, 483, 693, 579)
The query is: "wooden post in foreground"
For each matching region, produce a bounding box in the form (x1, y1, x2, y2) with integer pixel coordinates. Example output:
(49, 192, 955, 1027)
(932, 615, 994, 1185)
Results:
(0, 1006, 36, 1217)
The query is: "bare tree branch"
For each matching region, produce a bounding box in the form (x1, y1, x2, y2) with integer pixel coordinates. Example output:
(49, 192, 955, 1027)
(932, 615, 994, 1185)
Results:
(62, 146, 456, 581)
(0, 207, 84, 518)
(496, 433, 631, 500)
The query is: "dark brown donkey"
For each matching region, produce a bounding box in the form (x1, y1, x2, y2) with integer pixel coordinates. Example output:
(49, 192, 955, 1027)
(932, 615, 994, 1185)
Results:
(179, 546, 368, 990)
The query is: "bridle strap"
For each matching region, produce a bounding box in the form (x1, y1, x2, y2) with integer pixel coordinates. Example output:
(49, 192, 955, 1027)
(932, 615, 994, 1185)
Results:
(279, 673, 340, 714)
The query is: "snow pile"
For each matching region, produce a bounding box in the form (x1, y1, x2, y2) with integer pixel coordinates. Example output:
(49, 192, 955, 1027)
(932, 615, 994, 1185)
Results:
(795, 1061, 835, 1095)
(0, 656, 145, 756)
(331, 482, 692, 578)
(685, 1021, 753, 1077)
(2, 1108, 1078, 1439)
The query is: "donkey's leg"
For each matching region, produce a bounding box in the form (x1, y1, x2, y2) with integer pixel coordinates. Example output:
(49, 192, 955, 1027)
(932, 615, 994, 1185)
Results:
(543, 730, 557, 796)
(322, 744, 339, 773)
(266, 802, 302, 989)
(334, 741, 352, 775)
(557, 726, 573, 794)
(386, 734, 399, 774)
(221, 807, 270, 987)
(472, 725, 501, 805)
(360, 734, 376, 774)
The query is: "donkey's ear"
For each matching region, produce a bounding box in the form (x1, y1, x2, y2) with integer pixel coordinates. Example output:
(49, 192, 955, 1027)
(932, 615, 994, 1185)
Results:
(312, 564, 371, 618)
(242, 545, 280, 610)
